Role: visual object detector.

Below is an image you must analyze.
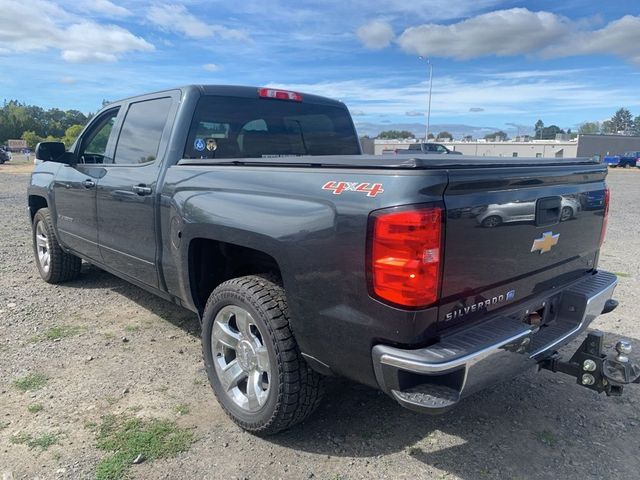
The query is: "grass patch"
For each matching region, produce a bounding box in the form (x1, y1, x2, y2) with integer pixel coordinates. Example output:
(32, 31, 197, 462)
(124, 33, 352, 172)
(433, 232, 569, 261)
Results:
(535, 430, 559, 447)
(174, 404, 190, 415)
(95, 415, 195, 480)
(614, 271, 632, 278)
(407, 446, 423, 456)
(124, 325, 140, 333)
(0, 421, 9, 431)
(32, 325, 84, 342)
(27, 403, 44, 413)
(13, 373, 48, 392)
(11, 432, 59, 450)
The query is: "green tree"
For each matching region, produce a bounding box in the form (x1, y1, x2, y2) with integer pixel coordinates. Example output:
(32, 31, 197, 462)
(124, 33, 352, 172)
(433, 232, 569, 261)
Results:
(601, 120, 615, 134)
(610, 108, 633, 134)
(633, 116, 640, 136)
(484, 130, 508, 141)
(534, 120, 544, 139)
(538, 125, 564, 140)
(578, 122, 600, 135)
(436, 131, 452, 140)
(427, 133, 435, 140)
(21, 131, 43, 149)
(377, 130, 415, 139)
(62, 124, 84, 147)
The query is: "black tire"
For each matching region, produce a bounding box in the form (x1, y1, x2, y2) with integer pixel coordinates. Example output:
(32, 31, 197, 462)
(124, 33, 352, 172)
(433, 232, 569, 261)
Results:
(560, 206, 573, 222)
(32, 208, 81, 283)
(624, 163, 631, 169)
(481, 215, 502, 228)
(201, 275, 324, 435)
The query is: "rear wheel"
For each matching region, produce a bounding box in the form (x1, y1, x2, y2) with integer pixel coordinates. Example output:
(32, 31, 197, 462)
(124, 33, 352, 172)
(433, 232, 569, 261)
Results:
(481, 215, 502, 228)
(32, 208, 81, 283)
(201, 275, 324, 435)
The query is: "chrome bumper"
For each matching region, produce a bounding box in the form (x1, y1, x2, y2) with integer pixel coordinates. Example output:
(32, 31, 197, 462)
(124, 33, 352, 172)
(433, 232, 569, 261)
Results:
(372, 271, 618, 413)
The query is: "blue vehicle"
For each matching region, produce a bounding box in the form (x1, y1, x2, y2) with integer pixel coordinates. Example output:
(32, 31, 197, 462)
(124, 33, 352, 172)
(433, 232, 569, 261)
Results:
(605, 151, 640, 168)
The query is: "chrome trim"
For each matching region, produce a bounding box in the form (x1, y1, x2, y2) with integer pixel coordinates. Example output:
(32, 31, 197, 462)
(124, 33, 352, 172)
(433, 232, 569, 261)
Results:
(373, 271, 618, 410)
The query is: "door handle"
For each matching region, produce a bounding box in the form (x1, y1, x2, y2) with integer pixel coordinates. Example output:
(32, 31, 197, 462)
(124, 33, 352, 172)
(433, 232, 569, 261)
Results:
(132, 184, 152, 196)
(82, 179, 96, 188)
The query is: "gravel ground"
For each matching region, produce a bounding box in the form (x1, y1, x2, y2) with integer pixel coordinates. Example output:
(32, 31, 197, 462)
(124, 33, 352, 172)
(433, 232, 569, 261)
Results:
(1, 162, 639, 480)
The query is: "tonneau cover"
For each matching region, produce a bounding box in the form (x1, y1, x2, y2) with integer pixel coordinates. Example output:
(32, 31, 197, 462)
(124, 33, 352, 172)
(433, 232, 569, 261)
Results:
(177, 154, 601, 169)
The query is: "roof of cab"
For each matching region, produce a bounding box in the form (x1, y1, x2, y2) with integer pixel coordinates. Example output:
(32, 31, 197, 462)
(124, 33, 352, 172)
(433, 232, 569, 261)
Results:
(108, 85, 345, 108)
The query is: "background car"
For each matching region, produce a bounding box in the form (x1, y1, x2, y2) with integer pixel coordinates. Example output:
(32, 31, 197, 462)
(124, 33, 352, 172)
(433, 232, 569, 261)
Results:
(0, 146, 11, 164)
(477, 196, 580, 227)
(607, 151, 640, 168)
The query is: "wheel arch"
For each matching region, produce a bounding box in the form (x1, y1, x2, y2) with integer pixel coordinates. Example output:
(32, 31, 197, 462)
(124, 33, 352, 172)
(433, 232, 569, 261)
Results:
(28, 195, 48, 221)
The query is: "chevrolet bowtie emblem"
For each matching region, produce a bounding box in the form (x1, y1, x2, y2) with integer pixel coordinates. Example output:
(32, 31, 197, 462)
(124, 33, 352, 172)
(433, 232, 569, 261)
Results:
(531, 231, 560, 254)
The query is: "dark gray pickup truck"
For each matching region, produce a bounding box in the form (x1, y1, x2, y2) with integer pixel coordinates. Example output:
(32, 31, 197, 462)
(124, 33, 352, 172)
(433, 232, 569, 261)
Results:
(28, 85, 639, 435)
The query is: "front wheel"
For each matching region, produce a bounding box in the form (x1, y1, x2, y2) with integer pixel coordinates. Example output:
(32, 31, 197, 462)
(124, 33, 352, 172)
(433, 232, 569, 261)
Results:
(201, 275, 324, 435)
(32, 208, 81, 283)
(481, 215, 502, 228)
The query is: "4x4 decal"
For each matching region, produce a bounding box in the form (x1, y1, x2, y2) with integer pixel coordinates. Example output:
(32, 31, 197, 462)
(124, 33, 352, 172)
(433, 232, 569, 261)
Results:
(322, 181, 384, 197)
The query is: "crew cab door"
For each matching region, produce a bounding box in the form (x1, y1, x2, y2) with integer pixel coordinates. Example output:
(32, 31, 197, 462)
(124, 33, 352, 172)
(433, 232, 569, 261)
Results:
(96, 94, 176, 288)
(52, 108, 120, 261)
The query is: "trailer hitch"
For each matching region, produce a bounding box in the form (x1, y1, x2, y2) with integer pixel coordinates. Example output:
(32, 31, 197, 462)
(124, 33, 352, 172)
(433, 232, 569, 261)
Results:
(540, 332, 640, 396)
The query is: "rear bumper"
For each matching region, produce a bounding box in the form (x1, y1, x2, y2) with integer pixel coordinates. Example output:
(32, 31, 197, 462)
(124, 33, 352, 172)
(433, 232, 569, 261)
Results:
(372, 270, 618, 413)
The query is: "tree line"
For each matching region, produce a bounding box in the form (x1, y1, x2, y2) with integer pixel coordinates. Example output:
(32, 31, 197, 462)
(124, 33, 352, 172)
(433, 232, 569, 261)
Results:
(0, 100, 92, 149)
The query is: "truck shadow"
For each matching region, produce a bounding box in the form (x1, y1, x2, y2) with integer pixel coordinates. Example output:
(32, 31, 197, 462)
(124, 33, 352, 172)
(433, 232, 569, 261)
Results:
(67, 263, 201, 337)
(270, 332, 640, 479)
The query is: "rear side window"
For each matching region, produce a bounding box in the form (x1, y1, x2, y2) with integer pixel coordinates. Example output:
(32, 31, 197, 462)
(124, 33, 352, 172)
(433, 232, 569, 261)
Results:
(112, 97, 172, 164)
(184, 95, 359, 159)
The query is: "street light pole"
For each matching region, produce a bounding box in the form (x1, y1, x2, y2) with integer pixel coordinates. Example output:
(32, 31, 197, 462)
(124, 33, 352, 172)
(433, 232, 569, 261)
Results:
(419, 57, 433, 142)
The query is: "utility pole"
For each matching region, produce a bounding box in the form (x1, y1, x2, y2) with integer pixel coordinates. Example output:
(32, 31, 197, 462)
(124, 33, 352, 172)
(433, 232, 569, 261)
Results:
(419, 57, 433, 142)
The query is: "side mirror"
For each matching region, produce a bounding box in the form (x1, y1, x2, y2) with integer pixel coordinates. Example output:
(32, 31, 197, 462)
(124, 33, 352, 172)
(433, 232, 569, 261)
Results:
(35, 142, 71, 164)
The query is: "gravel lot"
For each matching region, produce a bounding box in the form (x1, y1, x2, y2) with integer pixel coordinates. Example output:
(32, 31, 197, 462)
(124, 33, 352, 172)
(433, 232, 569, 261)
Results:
(1, 161, 639, 480)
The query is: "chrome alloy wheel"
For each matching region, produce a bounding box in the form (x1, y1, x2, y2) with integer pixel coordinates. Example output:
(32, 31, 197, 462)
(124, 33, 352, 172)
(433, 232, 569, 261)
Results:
(211, 305, 271, 412)
(35, 220, 51, 274)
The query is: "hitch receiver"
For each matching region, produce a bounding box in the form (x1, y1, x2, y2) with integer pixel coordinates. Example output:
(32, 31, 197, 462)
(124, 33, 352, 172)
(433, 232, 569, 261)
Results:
(540, 332, 640, 396)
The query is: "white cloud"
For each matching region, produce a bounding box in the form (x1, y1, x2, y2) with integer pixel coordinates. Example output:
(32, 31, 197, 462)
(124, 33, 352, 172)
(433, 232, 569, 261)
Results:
(396, 8, 568, 59)
(203, 63, 220, 71)
(147, 4, 249, 41)
(358, 8, 640, 66)
(469, 107, 485, 112)
(0, 0, 153, 63)
(356, 20, 394, 49)
(81, 0, 132, 17)
(59, 76, 76, 84)
(406, 110, 425, 116)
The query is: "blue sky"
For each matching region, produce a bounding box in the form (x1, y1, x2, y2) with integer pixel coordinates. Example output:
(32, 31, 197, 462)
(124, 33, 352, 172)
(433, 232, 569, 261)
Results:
(1, 0, 640, 137)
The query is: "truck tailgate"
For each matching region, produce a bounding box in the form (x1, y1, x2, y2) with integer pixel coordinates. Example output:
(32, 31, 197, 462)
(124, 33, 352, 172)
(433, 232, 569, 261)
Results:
(439, 164, 608, 327)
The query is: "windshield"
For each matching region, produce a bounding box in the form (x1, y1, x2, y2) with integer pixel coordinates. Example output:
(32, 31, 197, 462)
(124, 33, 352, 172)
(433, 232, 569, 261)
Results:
(184, 95, 360, 159)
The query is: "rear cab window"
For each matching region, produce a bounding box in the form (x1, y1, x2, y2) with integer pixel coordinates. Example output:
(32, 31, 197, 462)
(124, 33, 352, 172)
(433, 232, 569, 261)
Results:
(184, 95, 360, 159)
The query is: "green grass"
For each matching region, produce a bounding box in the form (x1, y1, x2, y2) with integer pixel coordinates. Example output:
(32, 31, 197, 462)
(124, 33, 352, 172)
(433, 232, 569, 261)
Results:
(27, 403, 44, 413)
(0, 421, 9, 431)
(11, 432, 59, 450)
(614, 271, 632, 278)
(535, 430, 559, 447)
(174, 404, 190, 415)
(95, 415, 195, 480)
(31, 325, 84, 342)
(124, 325, 140, 333)
(407, 446, 423, 456)
(13, 373, 48, 392)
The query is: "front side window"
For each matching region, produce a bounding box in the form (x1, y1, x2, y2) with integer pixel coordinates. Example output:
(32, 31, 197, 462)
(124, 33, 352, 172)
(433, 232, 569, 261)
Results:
(184, 95, 359, 159)
(79, 109, 119, 164)
(112, 97, 172, 164)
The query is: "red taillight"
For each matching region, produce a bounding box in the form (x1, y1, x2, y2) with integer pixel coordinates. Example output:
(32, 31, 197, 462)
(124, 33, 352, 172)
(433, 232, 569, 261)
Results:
(599, 186, 610, 247)
(368, 205, 443, 308)
(258, 88, 302, 102)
